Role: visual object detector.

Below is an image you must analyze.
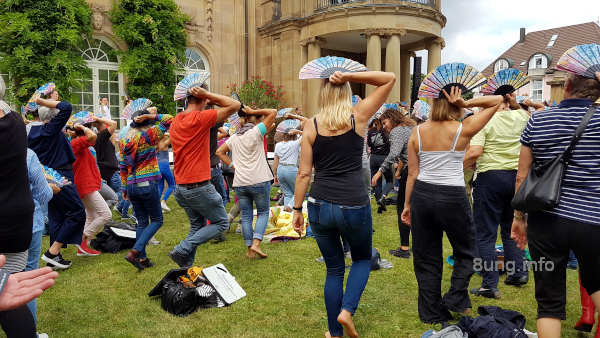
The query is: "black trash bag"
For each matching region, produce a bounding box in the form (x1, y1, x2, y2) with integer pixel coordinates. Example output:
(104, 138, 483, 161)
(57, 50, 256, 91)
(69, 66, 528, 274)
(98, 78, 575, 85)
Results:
(161, 280, 200, 317)
(90, 223, 136, 253)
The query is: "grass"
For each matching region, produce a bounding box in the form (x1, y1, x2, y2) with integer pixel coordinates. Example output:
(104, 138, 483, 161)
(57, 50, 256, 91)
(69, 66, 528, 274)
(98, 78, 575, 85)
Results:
(34, 189, 586, 338)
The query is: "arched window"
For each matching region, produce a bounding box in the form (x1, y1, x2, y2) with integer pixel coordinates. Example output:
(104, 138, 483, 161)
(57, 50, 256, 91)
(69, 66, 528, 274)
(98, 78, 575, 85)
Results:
(176, 48, 210, 112)
(494, 59, 509, 72)
(529, 54, 548, 70)
(72, 38, 124, 121)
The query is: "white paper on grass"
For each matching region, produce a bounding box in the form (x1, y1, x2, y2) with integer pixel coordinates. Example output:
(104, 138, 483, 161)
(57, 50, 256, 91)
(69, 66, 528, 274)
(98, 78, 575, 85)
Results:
(203, 264, 246, 305)
(110, 227, 136, 239)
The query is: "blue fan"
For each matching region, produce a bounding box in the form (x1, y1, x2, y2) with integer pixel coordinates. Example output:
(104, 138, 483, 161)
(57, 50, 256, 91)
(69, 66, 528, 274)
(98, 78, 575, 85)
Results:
(556, 43, 600, 78)
(122, 98, 152, 120)
(276, 119, 301, 133)
(418, 63, 487, 99)
(22, 102, 38, 114)
(68, 111, 95, 127)
(481, 68, 529, 96)
(352, 95, 361, 106)
(41, 165, 71, 187)
(413, 100, 431, 121)
(368, 103, 398, 124)
(36, 82, 56, 96)
(299, 56, 367, 80)
(174, 71, 211, 101)
(277, 108, 295, 118)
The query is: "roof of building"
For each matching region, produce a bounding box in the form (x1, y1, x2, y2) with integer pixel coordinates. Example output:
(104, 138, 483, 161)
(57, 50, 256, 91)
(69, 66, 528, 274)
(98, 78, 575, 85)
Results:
(482, 22, 600, 76)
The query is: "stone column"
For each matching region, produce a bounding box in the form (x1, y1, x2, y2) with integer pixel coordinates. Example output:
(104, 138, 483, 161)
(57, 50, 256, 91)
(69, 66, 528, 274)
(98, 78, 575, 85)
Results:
(365, 30, 382, 96)
(385, 31, 403, 102)
(303, 37, 325, 117)
(400, 51, 414, 104)
(427, 37, 444, 73)
(301, 43, 309, 115)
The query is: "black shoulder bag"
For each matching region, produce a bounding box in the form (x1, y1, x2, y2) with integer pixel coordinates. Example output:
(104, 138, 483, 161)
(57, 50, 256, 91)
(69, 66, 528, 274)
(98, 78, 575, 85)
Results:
(512, 105, 597, 213)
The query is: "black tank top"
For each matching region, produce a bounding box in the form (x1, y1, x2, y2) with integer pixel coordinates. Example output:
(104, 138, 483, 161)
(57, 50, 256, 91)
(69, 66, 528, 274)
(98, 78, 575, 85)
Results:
(309, 115, 369, 206)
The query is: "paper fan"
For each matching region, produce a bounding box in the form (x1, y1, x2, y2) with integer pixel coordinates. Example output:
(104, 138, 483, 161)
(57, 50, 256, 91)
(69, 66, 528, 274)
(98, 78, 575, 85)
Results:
(480, 68, 529, 96)
(556, 44, 600, 78)
(412, 100, 431, 121)
(174, 71, 211, 101)
(352, 95, 361, 106)
(299, 56, 367, 80)
(0, 76, 5, 99)
(67, 111, 95, 127)
(277, 108, 294, 118)
(0, 100, 11, 114)
(122, 98, 152, 120)
(22, 102, 38, 114)
(41, 165, 71, 187)
(228, 112, 242, 133)
(276, 119, 301, 133)
(418, 63, 487, 99)
(36, 82, 56, 97)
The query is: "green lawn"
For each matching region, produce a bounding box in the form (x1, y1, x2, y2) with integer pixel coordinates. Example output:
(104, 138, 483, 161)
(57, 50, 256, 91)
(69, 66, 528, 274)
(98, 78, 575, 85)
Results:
(34, 191, 585, 338)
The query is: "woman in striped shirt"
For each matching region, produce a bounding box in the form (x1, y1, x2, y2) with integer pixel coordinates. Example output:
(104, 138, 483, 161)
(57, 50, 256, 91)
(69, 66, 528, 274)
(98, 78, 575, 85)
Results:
(120, 108, 173, 270)
(512, 72, 600, 338)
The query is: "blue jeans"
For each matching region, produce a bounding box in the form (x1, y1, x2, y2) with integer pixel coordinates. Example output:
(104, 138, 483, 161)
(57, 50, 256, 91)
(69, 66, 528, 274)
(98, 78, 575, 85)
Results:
(370, 154, 393, 200)
(307, 199, 372, 337)
(126, 181, 163, 258)
(111, 171, 131, 216)
(211, 167, 227, 207)
(25, 230, 43, 323)
(235, 182, 271, 247)
(173, 183, 229, 266)
(277, 165, 297, 207)
(158, 161, 176, 201)
(473, 170, 526, 289)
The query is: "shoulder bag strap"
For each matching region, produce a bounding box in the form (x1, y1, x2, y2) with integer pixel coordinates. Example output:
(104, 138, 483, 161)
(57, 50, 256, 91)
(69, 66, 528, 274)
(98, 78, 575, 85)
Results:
(563, 104, 598, 162)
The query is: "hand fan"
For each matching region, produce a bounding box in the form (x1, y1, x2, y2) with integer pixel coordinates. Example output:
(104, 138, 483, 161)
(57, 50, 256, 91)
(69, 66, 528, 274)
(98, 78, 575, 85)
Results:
(228, 112, 241, 133)
(174, 71, 211, 101)
(480, 68, 529, 96)
(41, 165, 71, 187)
(36, 82, 56, 96)
(368, 105, 387, 124)
(516, 96, 527, 104)
(277, 108, 294, 118)
(0, 76, 5, 99)
(556, 43, 600, 78)
(418, 63, 487, 99)
(22, 101, 38, 113)
(352, 95, 361, 106)
(122, 98, 152, 120)
(412, 100, 431, 121)
(0, 100, 11, 114)
(299, 56, 367, 80)
(231, 92, 247, 117)
(276, 119, 301, 133)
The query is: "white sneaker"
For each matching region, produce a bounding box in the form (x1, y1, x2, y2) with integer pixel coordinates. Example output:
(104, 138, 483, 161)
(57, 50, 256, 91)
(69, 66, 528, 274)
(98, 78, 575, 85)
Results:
(148, 237, 161, 245)
(161, 200, 171, 212)
(38, 333, 49, 338)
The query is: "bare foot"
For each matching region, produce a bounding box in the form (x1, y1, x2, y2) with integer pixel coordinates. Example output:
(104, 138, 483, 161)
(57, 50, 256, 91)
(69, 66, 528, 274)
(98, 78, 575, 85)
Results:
(250, 245, 268, 259)
(247, 248, 255, 259)
(325, 332, 341, 338)
(337, 310, 358, 338)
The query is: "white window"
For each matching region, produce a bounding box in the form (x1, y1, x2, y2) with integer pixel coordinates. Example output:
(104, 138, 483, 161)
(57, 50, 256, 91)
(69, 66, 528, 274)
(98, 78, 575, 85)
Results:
(74, 38, 124, 124)
(176, 48, 210, 113)
(531, 80, 543, 102)
(547, 34, 558, 48)
(529, 54, 548, 70)
(494, 59, 509, 72)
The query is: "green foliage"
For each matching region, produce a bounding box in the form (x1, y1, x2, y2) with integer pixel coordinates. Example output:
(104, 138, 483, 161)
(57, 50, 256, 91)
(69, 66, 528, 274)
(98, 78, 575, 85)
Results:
(229, 77, 284, 109)
(0, 0, 92, 106)
(111, 0, 188, 114)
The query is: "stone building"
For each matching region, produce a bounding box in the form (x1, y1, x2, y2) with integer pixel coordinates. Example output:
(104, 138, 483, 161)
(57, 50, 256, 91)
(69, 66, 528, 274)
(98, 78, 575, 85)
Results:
(81, 0, 446, 119)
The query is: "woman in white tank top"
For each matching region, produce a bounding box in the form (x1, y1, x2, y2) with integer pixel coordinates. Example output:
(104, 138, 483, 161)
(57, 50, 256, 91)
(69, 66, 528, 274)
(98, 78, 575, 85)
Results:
(400, 86, 502, 324)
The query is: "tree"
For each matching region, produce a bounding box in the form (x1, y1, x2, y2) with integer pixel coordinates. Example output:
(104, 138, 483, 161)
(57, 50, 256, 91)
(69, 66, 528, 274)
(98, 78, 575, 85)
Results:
(0, 0, 92, 106)
(229, 77, 284, 109)
(111, 0, 188, 114)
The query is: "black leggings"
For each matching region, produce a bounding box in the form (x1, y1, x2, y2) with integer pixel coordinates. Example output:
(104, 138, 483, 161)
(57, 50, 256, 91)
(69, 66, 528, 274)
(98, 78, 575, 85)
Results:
(0, 305, 36, 337)
(396, 167, 410, 247)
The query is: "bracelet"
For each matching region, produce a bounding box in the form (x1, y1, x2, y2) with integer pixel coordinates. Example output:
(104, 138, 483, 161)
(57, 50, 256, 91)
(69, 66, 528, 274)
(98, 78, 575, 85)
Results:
(513, 212, 525, 221)
(292, 206, 302, 211)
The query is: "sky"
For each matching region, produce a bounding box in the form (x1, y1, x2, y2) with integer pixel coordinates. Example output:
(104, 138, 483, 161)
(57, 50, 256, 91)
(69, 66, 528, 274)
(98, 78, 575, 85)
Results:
(415, 0, 600, 73)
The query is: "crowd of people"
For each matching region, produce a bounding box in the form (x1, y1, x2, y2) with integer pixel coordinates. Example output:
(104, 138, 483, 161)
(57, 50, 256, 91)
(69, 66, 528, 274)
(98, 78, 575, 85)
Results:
(0, 41, 600, 338)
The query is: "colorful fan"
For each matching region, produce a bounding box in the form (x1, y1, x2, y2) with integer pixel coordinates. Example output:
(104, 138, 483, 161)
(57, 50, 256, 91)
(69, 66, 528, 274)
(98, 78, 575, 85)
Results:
(174, 71, 211, 101)
(228, 112, 242, 133)
(480, 68, 529, 96)
(36, 82, 56, 97)
(277, 108, 294, 118)
(67, 111, 95, 128)
(121, 98, 152, 120)
(22, 101, 38, 114)
(352, 95, 361, 106)
(299, 56, 367, 80)
(418, 63, 487, 99)
(41, 165, 71, 187)
(556, 43, 600, 78)
(276, 119, 301, 133)
(368, 103, 398, 123)
(413, 100, 431, 121)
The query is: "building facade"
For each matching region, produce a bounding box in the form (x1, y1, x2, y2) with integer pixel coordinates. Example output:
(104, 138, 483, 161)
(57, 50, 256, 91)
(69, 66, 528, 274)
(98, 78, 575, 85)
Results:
(80, 0, 445, 119)
(481, 22, 600, 105)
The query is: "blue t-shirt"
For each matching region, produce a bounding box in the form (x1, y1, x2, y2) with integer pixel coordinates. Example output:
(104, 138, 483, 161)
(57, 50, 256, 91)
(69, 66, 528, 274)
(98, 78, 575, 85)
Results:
(274, 137, 301, 166)
(520, 99, 600, 225)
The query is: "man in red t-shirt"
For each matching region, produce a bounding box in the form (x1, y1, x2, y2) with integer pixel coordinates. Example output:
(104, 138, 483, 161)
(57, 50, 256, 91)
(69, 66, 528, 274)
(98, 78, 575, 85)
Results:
(168, 85, 241, 267)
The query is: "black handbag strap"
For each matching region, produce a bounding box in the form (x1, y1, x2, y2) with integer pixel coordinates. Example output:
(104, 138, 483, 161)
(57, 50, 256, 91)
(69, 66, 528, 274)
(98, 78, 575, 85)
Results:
(563, 104, 598, 161)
